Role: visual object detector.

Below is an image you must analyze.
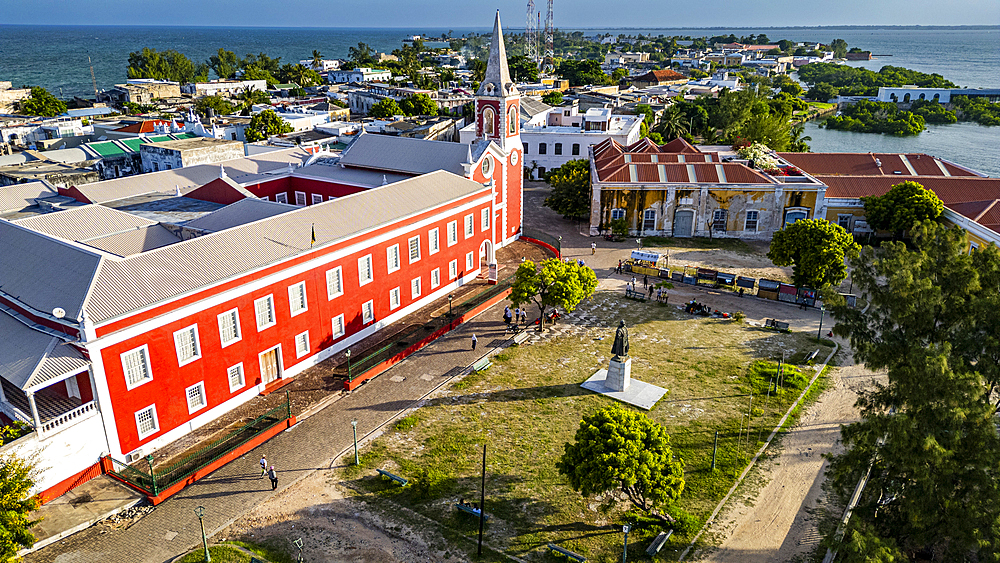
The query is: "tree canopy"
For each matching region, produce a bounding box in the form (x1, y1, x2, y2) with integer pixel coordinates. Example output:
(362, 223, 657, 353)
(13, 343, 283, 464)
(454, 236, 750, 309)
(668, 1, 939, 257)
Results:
(541, 91, 564, 106)
(556, 60, 612, 87)
(767, 218, 860, 289)
(193, 95, 235, 119)
(208, 48, 240, 80)
(19, 87, 66, 117)
(399, 94, 438, 116)
(825, 222, 1000, 560)
(368, 98, 403, 119)
(348, 42, 377, 68)
(127, 48, 208, 83)
(557, 405, 685, 520)
(861, 180, 944, 233)
(822, 100, 925, 136)
(0, 454, 40, 559)
(244, 109, 293, 142)
(508, 258, 597, 330)
(797, 63, 957, 97)
(507, 55, 539, 83)
(543, 159, 591, 219)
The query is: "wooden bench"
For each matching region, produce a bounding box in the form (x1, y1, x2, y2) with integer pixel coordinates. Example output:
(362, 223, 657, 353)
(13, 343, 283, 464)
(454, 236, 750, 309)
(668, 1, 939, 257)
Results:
(624, 289, 647, 302)
(513, 330, 530, 345)
(376, 468, 408, 487)
(472, 356, 492, 373)
(546, 543, 586, 562)
(646, 530, 673, 556)
(456, 503, 490, 520)
(804, 349, 820, 363)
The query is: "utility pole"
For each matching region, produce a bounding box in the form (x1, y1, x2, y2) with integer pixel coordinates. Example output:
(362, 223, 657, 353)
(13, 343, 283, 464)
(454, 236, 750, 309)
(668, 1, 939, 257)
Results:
(351, 420, 359, 465)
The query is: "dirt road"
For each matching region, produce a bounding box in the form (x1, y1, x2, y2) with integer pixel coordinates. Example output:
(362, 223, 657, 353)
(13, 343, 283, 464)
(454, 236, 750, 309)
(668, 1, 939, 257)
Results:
(694, 360, 879, 562)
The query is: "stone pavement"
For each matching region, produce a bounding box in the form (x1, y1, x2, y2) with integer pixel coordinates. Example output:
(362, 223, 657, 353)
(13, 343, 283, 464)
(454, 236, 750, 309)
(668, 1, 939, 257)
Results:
(26, 300, 516, 563)
(26, 476, 143, 554)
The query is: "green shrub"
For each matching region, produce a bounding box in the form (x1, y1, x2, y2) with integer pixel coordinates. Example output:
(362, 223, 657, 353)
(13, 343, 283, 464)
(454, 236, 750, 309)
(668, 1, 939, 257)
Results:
(732, 310, 746, 323)
(395, 415, 418, 431)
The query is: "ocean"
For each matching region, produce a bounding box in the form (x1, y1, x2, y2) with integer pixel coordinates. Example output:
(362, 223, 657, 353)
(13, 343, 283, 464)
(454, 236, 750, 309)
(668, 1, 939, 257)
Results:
(0, 24, 997, 175)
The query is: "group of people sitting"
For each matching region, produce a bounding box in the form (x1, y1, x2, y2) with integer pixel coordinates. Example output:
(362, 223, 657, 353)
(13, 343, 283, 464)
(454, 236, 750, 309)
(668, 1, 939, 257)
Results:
(685, 299, 730, 319)
(459, 498, 481, 511)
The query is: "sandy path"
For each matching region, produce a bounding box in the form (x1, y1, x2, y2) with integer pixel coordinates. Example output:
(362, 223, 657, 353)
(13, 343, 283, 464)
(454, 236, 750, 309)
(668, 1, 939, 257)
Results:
(694, 360, 879, 562)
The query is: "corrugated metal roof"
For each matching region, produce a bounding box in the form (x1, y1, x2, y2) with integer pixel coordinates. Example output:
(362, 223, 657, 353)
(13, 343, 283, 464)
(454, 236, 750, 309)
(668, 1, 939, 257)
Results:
(88, 141, 128, 157)
(184, 198, 297, 232)
(818, 175, 1000, 203)
(778, 152, 980, 177)
(119, 138, 147, 152)
(338, 134, 469, 176)
(82, 224, 182, 257)
(84, 170, 488, 322)
(28, 339, 89, 390)
(15, 204, 156, 241)
(0, 220, 102, 321)
(69, 148, 311, 204)
(0, 181, 57, 213)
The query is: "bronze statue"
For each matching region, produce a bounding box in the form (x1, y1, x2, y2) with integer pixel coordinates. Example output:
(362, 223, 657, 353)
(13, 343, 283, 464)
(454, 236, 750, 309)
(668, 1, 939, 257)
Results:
(611, 320, 629, 359)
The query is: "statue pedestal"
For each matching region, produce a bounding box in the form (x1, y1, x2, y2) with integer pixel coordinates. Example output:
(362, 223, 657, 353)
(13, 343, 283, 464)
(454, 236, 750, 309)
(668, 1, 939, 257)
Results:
(606, 357, 631, 392)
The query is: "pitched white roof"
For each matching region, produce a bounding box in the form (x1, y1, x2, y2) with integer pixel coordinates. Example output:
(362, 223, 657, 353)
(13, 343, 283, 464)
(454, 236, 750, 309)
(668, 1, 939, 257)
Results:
(184, 198, 297, 232)
(0, 311, 88, 391)
(0, 181, 57, 214)
(338, 134, 470, 176)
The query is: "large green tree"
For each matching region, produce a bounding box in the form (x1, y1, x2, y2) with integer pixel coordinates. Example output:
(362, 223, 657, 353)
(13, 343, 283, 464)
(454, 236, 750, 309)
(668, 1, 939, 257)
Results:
(208, 48, 240, 80)
(767, 218, 860, 289)
(193, 95, 235, 119)
(0, 455, 40, 559)
(557, 405, 685, 522)
(543, 159, 591, 219)
(127, 48, 208, 83)
(861, 180, 944, 233)
(368, 98, 403, 119)
(241, 65, 277, 88)
(541, 91, 563, 106)
(399, 94, 438, 116)
(244, 109, 293, 142)
(825, 222, 1000, 561)
(507, 55, 539, 83)
(508, 258, 597, 331)
(347, 42, 377, 67)
(19, 87, 66, 117)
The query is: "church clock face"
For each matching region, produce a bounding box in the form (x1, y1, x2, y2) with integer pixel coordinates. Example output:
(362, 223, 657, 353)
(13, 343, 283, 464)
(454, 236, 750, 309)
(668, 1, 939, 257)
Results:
(510, 151, 519, 165)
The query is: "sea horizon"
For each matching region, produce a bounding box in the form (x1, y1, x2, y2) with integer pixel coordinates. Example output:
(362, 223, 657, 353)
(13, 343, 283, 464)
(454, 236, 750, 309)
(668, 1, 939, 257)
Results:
(1, 23, 996, 31)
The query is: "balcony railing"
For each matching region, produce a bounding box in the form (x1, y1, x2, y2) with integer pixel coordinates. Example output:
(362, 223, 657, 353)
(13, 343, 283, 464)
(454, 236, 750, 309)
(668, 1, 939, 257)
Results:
(39, 401, 97, 437)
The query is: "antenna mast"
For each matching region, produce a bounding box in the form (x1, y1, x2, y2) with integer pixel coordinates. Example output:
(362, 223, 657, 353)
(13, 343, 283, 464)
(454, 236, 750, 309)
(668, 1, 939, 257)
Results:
(543, 0, 554, 72)
(525, 0, 536, 64)
(89, 56, 98, 97)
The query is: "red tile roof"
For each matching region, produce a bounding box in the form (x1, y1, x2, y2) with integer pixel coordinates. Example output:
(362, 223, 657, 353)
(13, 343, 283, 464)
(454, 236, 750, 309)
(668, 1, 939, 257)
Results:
(777, 152, 980, 177)
(818, 175, 1000, 204)
(113, 120, 171, 134)
(591, 137, 770, 184)
(948, 200, 1000, 232)
(632, 69, 687, 84)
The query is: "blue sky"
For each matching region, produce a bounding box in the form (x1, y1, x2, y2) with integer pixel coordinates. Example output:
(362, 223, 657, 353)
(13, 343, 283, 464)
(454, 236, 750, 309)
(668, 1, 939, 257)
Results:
(1, 0, 995, 27)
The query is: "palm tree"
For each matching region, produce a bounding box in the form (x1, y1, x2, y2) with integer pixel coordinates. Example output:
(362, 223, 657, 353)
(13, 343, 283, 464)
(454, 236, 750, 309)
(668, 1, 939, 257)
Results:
(789, 123, 812, 152)
(311, 50, 323, 70)
(654, 108, 688, 141)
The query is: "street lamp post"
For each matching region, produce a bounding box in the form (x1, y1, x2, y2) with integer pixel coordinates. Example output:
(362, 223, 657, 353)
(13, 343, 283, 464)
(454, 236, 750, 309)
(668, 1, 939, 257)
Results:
(817, 304, 826, 340)
(351, 419, 359, 465)
(622, 524, 631, 563)
(194, 505, 211, 562)
(448, 294, 454, 317)
(345, 348, 351, 380)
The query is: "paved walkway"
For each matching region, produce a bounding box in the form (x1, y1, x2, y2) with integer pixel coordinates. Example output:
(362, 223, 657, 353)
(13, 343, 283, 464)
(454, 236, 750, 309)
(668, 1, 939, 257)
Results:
(28, 301, 514, 563)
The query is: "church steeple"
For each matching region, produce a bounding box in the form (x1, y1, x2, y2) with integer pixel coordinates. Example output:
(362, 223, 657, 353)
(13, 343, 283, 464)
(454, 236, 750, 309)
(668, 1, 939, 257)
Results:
(476, 10, 518, 98)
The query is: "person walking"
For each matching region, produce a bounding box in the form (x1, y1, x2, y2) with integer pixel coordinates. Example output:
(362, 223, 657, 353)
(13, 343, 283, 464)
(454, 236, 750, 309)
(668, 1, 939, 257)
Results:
(631, 275, 636, 288)
(617, 259, 622, 274)
(503, 306, 512, 327)
(259, 454, 267, 479)
(648, 285, 654, 299)
(591, 242, 597, 255)
(471, 333, 478, 350)
(514, 307, 521, 326)
(643, 274, 648, 289)
(268, 465, 278, 490)
(520, 309, 527, 325)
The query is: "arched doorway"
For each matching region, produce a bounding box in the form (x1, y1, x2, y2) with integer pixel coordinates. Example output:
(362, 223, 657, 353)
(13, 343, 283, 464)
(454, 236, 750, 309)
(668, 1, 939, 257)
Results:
(479, 239, 495, 269)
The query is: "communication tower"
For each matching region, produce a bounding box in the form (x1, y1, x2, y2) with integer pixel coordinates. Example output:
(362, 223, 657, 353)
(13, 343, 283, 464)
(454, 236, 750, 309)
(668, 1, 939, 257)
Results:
(543, 0, 554, 72)
(526, 0, 536, 63)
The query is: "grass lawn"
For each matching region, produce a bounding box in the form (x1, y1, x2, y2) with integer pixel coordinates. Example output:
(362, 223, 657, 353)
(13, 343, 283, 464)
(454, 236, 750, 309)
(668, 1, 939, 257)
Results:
(340, 289, 833, 562)
(175, 540, 295, 563)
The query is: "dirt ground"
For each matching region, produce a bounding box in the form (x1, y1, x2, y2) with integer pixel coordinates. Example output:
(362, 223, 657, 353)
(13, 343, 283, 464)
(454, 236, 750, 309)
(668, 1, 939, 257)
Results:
(692, 358, 881, 562)
(218, 468, 459, 563)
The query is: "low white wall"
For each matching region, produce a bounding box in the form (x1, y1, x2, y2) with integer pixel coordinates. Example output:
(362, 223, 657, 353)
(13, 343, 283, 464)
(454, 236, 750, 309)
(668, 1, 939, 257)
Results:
(0, 412, 107, 495)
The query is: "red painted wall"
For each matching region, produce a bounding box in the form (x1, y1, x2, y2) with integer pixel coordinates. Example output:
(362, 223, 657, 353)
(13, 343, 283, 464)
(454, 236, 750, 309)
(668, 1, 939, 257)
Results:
(239, 176, 371, 205)
(97, 191, 495, 454)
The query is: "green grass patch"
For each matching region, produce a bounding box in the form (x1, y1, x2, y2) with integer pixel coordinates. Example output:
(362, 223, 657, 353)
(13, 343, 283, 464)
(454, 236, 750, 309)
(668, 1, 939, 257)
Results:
(225, 539, 295, 563)
(338, 290, 836, 560)
(395, 414, 419, 431)
(176, 545, 251, 563)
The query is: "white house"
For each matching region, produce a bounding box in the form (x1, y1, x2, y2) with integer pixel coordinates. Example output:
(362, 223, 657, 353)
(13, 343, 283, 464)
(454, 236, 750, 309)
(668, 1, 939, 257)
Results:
(299, 59, 341, 72)
(328, 68, 393, 84)
(461, 102, 643, 179)
(181, 80, 268, 97)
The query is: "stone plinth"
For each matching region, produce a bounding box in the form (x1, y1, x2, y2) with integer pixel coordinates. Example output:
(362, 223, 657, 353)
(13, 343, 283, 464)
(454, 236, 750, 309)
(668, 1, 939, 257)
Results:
(605, 357, 631, 392)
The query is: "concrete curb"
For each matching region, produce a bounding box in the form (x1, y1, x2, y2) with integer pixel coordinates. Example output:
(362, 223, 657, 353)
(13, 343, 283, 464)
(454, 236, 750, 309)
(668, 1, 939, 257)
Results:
(678, 342, 840, 561)
(21, 497, 144, 556)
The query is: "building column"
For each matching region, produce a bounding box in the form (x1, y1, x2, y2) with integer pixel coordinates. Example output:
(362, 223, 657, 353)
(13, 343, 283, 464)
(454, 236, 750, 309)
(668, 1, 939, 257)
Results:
(663, 187, 676, 236)
(772, 187, 785, 232)
(27, 391, 42, 431)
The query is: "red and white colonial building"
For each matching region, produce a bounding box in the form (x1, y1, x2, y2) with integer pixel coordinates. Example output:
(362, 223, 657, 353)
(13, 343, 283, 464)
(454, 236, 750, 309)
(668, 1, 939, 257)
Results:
(0, 10, 524, 502)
